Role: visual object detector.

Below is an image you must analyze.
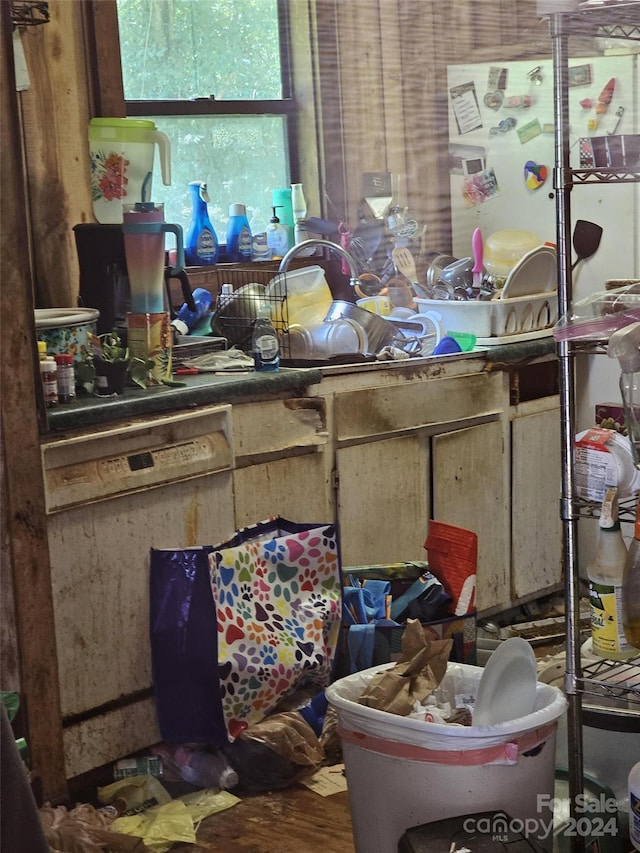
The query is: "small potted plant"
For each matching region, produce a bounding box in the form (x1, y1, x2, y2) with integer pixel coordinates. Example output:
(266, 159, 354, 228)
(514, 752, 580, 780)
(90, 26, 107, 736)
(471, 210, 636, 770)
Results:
(77, 331, 151, 395)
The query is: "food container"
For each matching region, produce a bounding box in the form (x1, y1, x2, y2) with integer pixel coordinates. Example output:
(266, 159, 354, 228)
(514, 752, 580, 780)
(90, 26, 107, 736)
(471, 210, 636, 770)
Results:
(574, 427, 640, 502)
(266, 265, 332, 327)
(484, 230, 542, 278)
(324, 300, 403, 354)
(35, 308, 100, 362)
(287, 319, 368, 360)
(414, 292, 558, 340)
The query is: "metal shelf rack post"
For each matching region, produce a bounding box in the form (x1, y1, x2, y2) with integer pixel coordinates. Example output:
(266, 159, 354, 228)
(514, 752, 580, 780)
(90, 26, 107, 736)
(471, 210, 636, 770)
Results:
(545, 4, 640, 851)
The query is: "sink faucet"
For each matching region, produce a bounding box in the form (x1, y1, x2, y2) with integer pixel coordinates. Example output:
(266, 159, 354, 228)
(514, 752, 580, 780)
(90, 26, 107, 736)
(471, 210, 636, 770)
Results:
(278, 239, 360, 289)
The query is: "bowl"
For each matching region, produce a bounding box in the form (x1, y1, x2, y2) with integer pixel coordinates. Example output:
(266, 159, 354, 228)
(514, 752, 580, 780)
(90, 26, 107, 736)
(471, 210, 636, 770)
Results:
(35, 308, 100, 362)
(211, 283, 266, 349)
(323, 300, 402, 354)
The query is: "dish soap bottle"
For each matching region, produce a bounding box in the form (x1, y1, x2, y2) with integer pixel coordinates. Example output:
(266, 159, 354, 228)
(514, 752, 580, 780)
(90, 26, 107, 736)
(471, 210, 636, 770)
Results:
(622, 496, 640, 650)
(587, 486, 635, 660)
(252, 305, 280, 372)
(185, 181, 219, 266)
(249, 208, 271, 261)
(266, 206, 289, 259)
(225, 203, 252, 263)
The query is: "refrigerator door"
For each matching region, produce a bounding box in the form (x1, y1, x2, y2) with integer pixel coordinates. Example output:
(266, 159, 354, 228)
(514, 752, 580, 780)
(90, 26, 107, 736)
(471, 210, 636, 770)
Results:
(447, 54, 639, 283)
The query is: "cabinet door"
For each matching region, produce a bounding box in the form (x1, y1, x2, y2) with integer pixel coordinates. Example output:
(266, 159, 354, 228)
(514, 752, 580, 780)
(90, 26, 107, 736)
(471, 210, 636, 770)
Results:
(336, 433, 430, 566)
(233, 452, 333, 526)
(232, 396, 333, 527)
(432, 419, 510, 613)
(511, 401, 562, 600)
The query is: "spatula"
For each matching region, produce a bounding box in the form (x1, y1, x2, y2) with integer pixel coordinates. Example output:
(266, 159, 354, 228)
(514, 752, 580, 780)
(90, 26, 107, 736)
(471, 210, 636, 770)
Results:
(392, 246, 431, 298)
(571, 220, 603, 272)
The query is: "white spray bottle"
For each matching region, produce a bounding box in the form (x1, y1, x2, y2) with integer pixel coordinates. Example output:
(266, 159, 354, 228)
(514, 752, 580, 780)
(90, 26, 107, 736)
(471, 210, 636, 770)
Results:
(608, 321, 640, 469)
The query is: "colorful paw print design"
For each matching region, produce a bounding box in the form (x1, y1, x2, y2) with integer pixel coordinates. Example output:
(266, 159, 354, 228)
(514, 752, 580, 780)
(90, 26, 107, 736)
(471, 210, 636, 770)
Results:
(524, 160, 548, 190)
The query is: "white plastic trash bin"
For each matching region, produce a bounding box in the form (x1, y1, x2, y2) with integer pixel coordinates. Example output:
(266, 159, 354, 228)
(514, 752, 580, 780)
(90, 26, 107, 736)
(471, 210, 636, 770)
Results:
(326, 662, 567, 853)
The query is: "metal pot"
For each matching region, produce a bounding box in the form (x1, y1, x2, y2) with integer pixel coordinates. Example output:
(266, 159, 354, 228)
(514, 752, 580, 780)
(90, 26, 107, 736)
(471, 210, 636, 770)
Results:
(210, 282, 266, 349)
(323, 300, 404, 354)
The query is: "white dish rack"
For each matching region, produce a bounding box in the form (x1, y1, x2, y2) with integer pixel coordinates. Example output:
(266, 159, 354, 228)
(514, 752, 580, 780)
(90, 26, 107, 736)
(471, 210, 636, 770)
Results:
(414, 291, 558, 339)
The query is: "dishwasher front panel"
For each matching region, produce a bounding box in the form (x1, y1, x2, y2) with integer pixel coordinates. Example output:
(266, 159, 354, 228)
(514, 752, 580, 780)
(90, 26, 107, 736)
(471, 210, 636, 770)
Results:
(42, 406, 235, 778)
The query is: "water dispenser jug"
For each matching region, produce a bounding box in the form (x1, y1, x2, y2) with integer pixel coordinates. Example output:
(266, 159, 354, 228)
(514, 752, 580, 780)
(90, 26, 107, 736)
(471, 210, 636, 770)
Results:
(88, 118, 171, 224)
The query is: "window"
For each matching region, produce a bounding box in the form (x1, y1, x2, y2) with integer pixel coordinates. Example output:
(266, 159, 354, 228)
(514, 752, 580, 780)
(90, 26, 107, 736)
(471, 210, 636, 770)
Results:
(116, 0, 296, 243)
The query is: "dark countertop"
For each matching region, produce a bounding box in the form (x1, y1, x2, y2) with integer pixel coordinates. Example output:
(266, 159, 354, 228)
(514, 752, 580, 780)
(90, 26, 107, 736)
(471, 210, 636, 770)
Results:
(43, 336, 556, 434)
(44, 367, 324, 433)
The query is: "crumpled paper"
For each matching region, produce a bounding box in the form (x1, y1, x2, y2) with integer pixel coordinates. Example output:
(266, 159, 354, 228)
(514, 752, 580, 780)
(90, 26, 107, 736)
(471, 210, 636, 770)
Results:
(358, 618, 452, 716)
(241, 710, 325, 766)
(181, 346, 254, 371)
(39, 802, 148, 853)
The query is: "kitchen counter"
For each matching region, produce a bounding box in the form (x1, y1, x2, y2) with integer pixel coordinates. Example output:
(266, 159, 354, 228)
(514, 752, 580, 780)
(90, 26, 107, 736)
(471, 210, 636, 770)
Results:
(43, 336, 556, 433)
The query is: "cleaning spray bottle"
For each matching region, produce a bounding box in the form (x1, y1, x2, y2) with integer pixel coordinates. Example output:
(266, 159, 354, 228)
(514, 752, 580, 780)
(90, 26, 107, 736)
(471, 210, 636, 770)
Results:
(185, 181, 219, 266)
(587, 486, 635, 660)
(608, 321, 640, 468)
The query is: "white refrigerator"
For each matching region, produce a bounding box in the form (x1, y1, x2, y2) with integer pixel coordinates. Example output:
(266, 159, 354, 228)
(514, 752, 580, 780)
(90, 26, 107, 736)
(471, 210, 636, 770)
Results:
(447, 52, 639, 567)
(447, 53, 639, 425)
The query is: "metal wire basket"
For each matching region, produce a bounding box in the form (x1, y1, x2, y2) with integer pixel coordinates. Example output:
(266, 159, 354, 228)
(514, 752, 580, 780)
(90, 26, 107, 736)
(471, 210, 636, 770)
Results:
(210, 268, 290, 357)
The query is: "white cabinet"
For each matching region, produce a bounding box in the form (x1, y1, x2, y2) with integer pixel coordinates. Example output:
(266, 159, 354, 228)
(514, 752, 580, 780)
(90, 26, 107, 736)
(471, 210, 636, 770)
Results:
(318, 359, 556, 612)
(336, 432, 430, 565)
(432, 419, 510, 613)
(232, 396, 333, 526)
(511, 399, 562, 601)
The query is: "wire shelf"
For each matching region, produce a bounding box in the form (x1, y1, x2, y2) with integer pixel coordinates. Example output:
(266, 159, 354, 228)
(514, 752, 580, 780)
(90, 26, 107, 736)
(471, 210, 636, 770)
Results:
(578, 654, 640, 719)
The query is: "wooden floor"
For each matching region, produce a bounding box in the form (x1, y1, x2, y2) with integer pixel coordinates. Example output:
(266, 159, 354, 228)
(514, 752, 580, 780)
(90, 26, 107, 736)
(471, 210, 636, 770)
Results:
(168, 784, 355, 852)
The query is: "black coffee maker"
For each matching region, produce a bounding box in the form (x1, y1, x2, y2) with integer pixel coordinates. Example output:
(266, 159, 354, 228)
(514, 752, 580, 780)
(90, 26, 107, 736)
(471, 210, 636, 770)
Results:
(74, 223, 195, 336)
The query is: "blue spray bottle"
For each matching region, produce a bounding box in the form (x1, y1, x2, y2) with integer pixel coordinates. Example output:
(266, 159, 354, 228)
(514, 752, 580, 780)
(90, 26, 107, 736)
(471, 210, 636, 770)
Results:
(185, 181, 219, 266)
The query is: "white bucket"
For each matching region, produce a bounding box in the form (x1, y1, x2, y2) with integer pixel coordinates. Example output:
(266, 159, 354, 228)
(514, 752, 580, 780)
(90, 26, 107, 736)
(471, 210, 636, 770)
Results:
(326, 662, 567, 853)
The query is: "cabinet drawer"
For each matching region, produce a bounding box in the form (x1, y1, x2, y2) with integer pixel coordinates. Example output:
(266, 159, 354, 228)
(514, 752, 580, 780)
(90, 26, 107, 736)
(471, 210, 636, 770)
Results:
(334, 371, 503, 442)
(233, 397, 327, 461)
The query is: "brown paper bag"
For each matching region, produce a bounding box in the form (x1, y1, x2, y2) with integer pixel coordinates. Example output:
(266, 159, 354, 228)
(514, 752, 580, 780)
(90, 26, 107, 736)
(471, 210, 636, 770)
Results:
(358, 619, 452, 716)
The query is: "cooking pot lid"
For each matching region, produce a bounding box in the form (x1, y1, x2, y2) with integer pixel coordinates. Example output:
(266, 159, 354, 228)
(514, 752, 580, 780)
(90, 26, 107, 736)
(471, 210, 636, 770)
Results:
(34, 308, 100, 329)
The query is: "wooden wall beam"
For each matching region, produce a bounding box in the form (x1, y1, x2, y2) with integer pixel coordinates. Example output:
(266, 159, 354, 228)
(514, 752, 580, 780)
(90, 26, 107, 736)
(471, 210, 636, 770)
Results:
(1, 5, 66, 800)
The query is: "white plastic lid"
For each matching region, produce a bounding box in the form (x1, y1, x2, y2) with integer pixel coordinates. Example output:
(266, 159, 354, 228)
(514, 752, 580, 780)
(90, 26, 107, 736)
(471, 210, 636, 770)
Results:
(229, 203, 246, 217)
(171, 318, 189, 337)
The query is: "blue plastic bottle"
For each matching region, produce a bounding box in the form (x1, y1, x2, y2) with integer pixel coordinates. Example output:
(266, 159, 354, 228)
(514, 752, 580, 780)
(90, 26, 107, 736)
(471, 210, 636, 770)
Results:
(175, 287, 213, 333)
(185, 181, 219, 266)
(226, 203, 252, 263)
(252, 306, 280, 371)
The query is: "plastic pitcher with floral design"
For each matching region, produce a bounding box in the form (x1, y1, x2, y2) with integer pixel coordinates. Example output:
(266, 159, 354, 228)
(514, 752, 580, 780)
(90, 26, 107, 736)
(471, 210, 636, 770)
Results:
(88, 118, 171, 224)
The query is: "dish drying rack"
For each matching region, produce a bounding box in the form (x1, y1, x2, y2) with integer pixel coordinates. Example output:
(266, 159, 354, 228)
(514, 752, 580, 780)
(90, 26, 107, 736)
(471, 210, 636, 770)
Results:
(211, 267, 292, 358)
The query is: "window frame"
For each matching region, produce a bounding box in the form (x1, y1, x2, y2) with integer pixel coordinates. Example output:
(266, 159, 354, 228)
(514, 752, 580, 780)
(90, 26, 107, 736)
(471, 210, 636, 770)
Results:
(87, 0, 326, 226)
(94, 0, 300, 181)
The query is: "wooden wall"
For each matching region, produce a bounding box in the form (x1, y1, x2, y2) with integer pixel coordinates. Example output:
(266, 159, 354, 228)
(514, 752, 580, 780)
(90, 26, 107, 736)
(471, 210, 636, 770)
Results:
(318, 0, 551, 251)
(1, 0, 551, 798)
